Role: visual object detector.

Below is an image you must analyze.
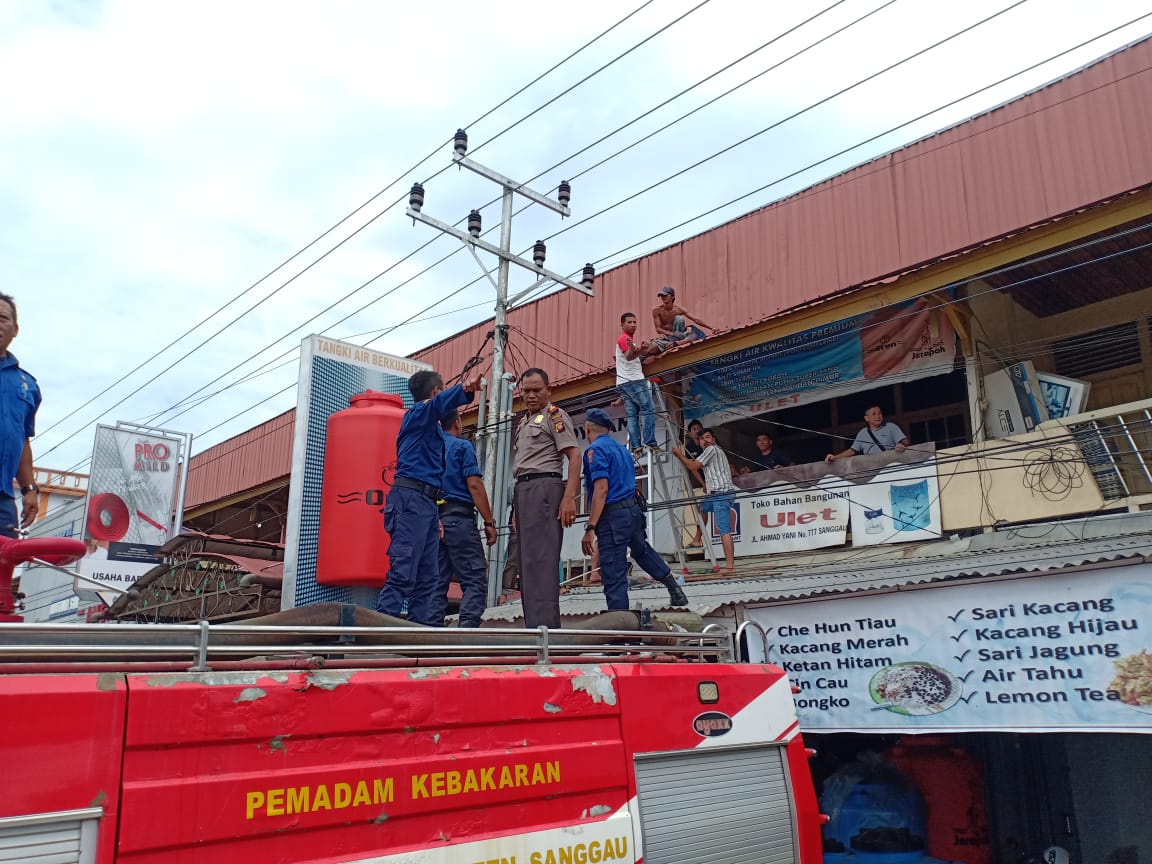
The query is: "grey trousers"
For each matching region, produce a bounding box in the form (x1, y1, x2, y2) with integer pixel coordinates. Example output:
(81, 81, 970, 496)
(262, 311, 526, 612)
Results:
(513, 476, 565, 629)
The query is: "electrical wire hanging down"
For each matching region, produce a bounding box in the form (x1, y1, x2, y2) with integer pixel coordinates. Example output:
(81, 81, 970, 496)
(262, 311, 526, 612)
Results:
(446, 332, 494, 386)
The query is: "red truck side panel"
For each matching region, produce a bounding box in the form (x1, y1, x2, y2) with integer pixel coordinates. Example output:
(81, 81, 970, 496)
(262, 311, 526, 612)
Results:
(116, 666, 632, 863)
(2, 673, 127, 864)
(612, 663, 822, 863)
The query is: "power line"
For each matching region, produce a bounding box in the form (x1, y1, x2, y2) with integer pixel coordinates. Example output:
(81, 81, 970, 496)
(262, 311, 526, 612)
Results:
(137, 0, 691, 429)
(452, 0, 715, 170)
(51, 10, 1152, 467)
(172, 99, 1152, 463)
(153, 209, 1152, 447)
(135, 1, 872, 432)
(545, 0, 1033, 243)
(32, 0, 669, 458)
(458, 0, 875, 226)
(357, 0, 1135, 393)
(46, 0, 936, 452)
(587, 17, 1152, 270)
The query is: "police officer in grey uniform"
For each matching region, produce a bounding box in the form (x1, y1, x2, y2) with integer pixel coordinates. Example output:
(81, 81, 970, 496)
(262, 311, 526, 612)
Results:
(513, 368, 580, 629)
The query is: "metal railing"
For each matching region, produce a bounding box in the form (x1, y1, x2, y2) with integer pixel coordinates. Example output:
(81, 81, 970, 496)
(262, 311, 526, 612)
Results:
(0, 621, 733, 670)
(735, 620, 770, 663)
(1039, 397, 1152, 502)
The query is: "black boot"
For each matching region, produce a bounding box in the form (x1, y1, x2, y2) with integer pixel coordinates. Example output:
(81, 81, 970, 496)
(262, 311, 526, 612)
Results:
(657, 573, 688, 607)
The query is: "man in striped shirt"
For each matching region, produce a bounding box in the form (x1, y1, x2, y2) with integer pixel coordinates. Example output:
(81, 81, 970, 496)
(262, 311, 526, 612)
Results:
(673, 428, 736, 574)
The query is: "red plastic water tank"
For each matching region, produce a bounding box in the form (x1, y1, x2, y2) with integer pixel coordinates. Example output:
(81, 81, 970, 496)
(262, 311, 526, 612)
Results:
(317, 390, 405, 587)
(887, 736, 991, 864)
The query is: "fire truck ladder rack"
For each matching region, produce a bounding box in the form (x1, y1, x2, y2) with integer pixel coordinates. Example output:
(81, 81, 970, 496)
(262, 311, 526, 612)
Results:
(0, 621, 735, 671)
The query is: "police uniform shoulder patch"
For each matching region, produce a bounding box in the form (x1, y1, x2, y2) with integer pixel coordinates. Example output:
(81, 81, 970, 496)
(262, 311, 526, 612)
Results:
(585, 449, 595, 464)
(544, 404, 563, 432)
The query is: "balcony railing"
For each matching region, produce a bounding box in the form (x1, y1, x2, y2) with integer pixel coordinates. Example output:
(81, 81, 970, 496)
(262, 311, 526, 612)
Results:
(1039, 397, 1152, 505)
(32, 467, 89, 497)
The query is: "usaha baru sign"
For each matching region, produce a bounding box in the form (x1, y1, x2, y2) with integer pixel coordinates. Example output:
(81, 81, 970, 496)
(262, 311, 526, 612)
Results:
(748, 563, 1152, 733)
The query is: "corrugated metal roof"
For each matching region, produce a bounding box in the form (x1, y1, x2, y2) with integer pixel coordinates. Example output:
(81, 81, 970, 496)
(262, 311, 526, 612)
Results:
(158, 529, 284, 557)
(415, 38, 1152, 388)
(484, 512, 1152, 621)
(184, 410, 294, 510)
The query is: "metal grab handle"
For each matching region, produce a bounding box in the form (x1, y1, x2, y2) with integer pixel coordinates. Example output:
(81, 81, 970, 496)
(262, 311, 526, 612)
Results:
(700, 623, 732, 662)
(735, 619, 769, 663)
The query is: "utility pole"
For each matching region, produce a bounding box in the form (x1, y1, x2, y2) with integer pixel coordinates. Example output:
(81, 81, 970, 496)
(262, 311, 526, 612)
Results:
(405, 130, 595, 605)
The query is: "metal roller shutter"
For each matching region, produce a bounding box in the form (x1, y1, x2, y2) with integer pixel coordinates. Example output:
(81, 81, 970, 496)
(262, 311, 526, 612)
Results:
(634, 743, 798, 864)
(0, 808, 101, 864)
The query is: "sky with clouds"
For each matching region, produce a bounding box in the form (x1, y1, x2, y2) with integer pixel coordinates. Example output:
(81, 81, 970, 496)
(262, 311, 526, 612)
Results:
(3, 0, 1150, 471)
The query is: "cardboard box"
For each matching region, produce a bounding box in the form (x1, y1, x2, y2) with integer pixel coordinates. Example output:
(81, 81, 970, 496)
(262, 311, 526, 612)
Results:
(983, 361, 1049, 438)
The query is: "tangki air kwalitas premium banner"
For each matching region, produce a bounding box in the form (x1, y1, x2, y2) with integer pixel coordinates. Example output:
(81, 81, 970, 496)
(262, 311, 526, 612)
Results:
(282, 335, 431, 610)
(748, 563, 1152, 733)
(77, 425, 183, 594)
(682, 298, 956, 426)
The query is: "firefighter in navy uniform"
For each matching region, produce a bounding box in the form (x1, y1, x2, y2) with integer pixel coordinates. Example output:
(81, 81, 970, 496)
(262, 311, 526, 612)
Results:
(512, 368, 580, 629)
(581, 409, 688, 611)
(433, 411, 498, 628)
(377, 368, 481, 624)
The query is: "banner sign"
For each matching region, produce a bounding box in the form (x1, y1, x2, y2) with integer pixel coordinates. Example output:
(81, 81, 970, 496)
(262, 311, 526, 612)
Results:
(848, 457, 942, 546)
(724, 449, 940, 555)
(748, 563, 1152, 733)
(717, 480, 849, 555)
(282, 336, 430, 610)
(683, 298, 955, 426)
(77, 425, 183, 594)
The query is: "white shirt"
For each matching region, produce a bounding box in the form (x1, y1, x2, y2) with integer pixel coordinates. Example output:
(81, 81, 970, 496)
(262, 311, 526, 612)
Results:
(615, 333, 645, 384)
(698, 444, 735, 494)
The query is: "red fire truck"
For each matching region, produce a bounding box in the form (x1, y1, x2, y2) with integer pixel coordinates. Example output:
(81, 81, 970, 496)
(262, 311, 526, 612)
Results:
(0, 544, 822, 863)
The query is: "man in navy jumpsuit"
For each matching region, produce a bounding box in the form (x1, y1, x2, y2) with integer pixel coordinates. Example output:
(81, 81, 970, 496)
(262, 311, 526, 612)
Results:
(581, 409, 688, 611)
(0, 293, 41, 537)
(433, 410, 497, 627)
(377, 369, 481, 624)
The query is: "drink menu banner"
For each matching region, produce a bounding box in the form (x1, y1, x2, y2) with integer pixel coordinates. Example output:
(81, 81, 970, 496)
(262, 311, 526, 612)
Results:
(747, 563, 1152, 733)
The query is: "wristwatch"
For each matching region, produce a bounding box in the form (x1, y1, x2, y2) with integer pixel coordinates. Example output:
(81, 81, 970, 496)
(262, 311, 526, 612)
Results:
(484, 521, 496, 528)
(19, 483, 39, 495)
(585, 524, 597, 533)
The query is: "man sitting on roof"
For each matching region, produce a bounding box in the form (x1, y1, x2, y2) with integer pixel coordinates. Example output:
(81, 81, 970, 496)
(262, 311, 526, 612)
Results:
(649, 286, 711, 353)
